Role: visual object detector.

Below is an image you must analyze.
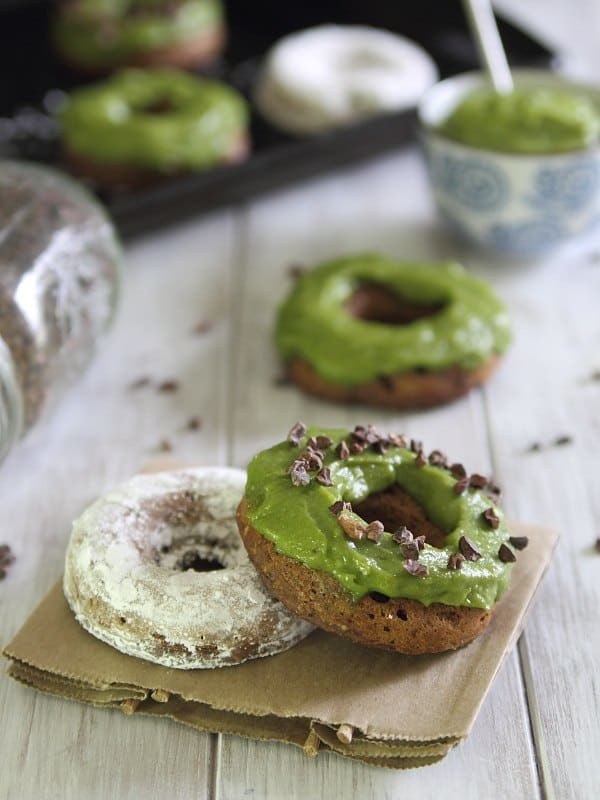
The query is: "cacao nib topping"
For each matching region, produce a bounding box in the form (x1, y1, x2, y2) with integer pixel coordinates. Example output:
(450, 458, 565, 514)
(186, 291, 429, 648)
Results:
(453, 477, 470, 495)
(308, 435, 333, 450)
(459, 536, 482, 561)
(415, 535, 426, 551)
(447, 552, 465, 570)
(364, 425, 382, 445)
(429, 450, 448, 468)
(399, 539, 420, 560)
(449, 463, 467, 480)
(337, 440, 350, 460)
(365, 520, 384, 543)
(403, 559, 428, 577)
(337, 512, 365, 541)
(350, 441, 366, 455)
(373, 439, 389, 455)
(414, 448, 426, 467)
(329, 500, 352, 516)
(482, 507, 500, 529)
(316, 467, 334, 486)
(498, 543, 516, 563)
(469, 473, 488, 489)
(388, 433, 408, 449)
(410, 439, 423, 453)
(392, 526, 413, 545)
(350, 426, 368, 443)
(509, 536, 529, 550)
(486, 480, 502, 498)
(289, 462, 310, 486)
(595, 537, 600, 553)
(301, 447, 324, 471)
(287, 421, 307, 446)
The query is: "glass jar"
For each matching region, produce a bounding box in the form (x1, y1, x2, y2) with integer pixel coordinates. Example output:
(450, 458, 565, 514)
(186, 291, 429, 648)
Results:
(0, 161, 121, 462)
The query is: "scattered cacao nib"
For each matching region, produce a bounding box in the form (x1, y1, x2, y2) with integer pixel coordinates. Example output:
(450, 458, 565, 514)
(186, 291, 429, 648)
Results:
(287, 421, 307, 446)
(388, 433, 408, 449)
(337, 511, 365, 540)
(158, 438, 173, 453)
(459, 536, 481, 561)
(399, 539, 420, 560)
(453, 477, 470, 495)
(129, 376, 150, 390)
(469, 474, 488, 489)
(595, 537, 600, 553)
(350, 425, 368, 443)
(289, 462, 310, 486)
(392, 526, 413, 545)
(373, 439, 389, 455)
(414, 449, 426, 467)
(350, 441, 366, 455)
(364, 425, 382, 445)
(429, 450, 447, 467)
(526, 441, 542, 453)
(486, 481, 502, 498)
(302, 447, 324, 471)
(410, 439, 422, 453)
(482, 507, 500, 529)
(316, 467, 333, 486)
(337, 440, 350, 460)
(403, 559, 428, 577)
(308, 435, 333, 450)
(157, 379, 179, 393)
(329, 500, 351, 516)
(449, 463, 467, 480)
(554, 434, 573, 447)
(192, 320, 213, 335)
(415, 535, 426, 551)
(509, 536, 529, 550)
(365, 520, 384, 543)
(0, 544, 15, 580)
(185, 416, 202, 431)
(498, 543, 516, 563)
(447, 552, 464, 570)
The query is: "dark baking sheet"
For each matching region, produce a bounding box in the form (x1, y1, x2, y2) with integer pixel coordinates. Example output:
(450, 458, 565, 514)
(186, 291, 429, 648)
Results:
(0, 0, 553, 239)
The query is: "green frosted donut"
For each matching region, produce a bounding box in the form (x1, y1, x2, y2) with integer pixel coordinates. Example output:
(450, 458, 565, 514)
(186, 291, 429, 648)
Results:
(275, 254, 511, 386)
(53, 0, 224, 71)
(59, 68, 248, 172)
(244, 425, 521, 610)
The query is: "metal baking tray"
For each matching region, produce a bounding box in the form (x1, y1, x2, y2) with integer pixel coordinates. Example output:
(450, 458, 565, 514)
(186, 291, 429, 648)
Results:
(0, 0, 553, 239)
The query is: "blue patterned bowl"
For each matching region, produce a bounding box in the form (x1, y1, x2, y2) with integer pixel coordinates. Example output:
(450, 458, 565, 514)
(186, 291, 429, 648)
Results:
(418, 69, 600, 257)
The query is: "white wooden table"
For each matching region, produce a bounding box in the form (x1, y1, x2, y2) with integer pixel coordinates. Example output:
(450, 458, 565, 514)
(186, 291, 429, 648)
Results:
(2, 4, 600, 799)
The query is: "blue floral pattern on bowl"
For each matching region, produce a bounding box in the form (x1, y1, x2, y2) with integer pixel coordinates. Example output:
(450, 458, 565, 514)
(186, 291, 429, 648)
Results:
(429, 154, 509, 212)
(528, 160, 600, 212)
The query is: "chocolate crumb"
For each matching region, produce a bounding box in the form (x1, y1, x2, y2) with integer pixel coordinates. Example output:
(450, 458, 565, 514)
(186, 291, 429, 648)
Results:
(449, 463, 467, 480)
(337, 440, 350, 460)
(469, 473, 488, 489)
(447, 552, 464, 570)
(185, 416, 202, 431)
(453, 477, 469, 495)
(129, 376, 150, 390)
(337, 511, 365, 541)
(158, 438, 172, 453)
(192, 320, 213, 335)
(365, 520, 384, 543)
(287, 421, 306, 446)
(289, 462, 310, 487)
(316, 467, 334, 486)
(403, 559, 428, 577)
(498, 543, 516, 563)
(459, 536, 481, 561)
(414, 448, 426, 467)
(554, 434, 573, 447)
(157, 380, 179, 393)
(429, 450, 447, 467)
(509, 536, 529, 550)
(482, 507, 500, 529)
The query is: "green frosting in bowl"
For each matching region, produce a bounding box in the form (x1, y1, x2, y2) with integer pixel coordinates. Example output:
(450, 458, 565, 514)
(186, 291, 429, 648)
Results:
(437, 87, 600, 154)
(244, 426, 516, 610)
(59, 68, 248, 171)
(275, 254, 511, 386)
(53, 0, 223, 70)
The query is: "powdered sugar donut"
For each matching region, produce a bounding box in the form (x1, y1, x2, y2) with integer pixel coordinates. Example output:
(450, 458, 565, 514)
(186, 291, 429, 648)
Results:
(64, 467, 313, 668)
(254, 25, 438, 135)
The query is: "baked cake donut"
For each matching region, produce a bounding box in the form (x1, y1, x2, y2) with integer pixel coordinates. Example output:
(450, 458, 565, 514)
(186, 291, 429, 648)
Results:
(276, 254, 511, 409)
(237, 424, 528, 655)
(53, 0, 226, 74)
(254, 25, 438, 135)
(64, 467, 313, 668)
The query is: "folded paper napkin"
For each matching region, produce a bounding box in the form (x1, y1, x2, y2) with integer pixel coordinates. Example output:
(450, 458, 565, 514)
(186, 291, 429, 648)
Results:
(4, 521, 557, 769)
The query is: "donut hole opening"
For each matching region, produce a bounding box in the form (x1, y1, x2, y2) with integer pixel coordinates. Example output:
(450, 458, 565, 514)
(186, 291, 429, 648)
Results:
(354, 483, 447, 548)
(137, 97, 177, 116)
(346, 282, 446, 326)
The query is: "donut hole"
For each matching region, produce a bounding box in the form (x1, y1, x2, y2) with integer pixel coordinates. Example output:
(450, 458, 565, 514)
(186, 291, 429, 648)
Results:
(137, 97, 177, 116)
(354, 483, 447, 548)
(346, 282, 445, 326)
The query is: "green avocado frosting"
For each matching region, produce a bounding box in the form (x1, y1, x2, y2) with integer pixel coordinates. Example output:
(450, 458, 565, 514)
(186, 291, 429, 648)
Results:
(59, 68, 248, 171)
(437, 87, 600, 154)
(53, 0, 223, 70)
(275, 254, 511, 386)
(244, 427, 516, 610)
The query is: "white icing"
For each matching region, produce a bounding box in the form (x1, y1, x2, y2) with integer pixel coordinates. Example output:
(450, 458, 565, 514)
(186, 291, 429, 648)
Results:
(63, 467, 313, 668)
(255, 25, 438, 134)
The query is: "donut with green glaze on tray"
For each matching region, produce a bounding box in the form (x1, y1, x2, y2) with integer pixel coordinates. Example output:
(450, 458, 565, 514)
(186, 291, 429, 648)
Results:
(275, 254, 512, 409)
(52, 0, 226, 74)
(59, 68, 250, 189)
(237, 423, 528, 655)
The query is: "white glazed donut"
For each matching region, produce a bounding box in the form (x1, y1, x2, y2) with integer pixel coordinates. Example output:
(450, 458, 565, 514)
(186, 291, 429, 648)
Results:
(255, 25, 438, 135)
(63, 467, 313, 669)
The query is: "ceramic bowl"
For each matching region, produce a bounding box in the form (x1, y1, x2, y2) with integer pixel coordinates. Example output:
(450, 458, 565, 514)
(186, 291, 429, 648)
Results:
(418, 69, 600, 257)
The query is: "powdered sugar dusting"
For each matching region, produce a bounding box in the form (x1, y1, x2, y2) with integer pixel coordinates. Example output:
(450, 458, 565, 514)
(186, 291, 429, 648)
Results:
(63, 467, 313, 668)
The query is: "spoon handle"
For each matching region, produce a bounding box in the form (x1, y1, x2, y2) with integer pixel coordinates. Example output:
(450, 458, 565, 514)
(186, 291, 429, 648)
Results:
(462, 0, 514, 94)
